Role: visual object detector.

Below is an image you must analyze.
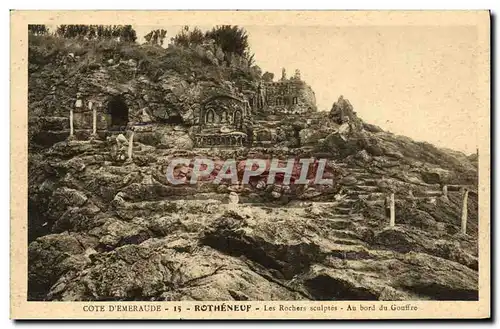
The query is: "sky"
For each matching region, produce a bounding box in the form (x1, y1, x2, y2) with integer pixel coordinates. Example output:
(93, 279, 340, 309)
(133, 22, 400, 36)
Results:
(136, 24, 479, 155)
(50, 24, 481, 154)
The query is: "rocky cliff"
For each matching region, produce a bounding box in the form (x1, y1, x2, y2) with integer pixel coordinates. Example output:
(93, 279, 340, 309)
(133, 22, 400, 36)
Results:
(27, 35, 479, 301)
(28, 34, 260, 148)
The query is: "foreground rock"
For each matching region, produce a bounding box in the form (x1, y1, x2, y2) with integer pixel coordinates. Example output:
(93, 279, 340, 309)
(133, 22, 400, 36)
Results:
(29, 199, 478, 301)
(27, 128, 478, 301)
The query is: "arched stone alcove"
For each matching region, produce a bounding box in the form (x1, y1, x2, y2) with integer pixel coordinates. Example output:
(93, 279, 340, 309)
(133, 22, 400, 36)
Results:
(107, 95, 129, 129)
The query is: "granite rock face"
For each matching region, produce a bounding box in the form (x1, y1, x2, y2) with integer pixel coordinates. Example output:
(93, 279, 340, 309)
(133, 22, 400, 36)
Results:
(27, 34, 479, 302)
(28, 132, 478, 301)
(28, 36, 261, 150)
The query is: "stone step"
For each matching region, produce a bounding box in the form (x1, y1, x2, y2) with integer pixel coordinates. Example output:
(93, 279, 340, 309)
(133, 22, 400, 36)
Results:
(323, 213, 363, 219)
(290, 201, 338, 207)
(368, 192, 386, 198)
(161, 193, 228, 201)
(332, 238, 367, 246)
(321, 219, 354, 230)
(119, 192, 228, 204)
(361, 179, 380, 186)
(45, 129, 108, 140)
(350, 185, 381, 192)
(334, 206, 352, 215)
(364, 200, 385, 206)
(447, 185, 473, 192)
(418, 190, 443, 197)
(344, 192, 386, 201)
(345, 190, 362, 196)
(327, 245, 372, 260)
(355, 194, 372, 200)
(329, 229, 361, 240)
(114, 199, 223, 220)
(349, 173, 379, 180)
(347, 168, 367, 174)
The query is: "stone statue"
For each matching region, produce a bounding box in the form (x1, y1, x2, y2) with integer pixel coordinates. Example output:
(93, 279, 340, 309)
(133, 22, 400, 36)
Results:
(228, 191, 239, 204)
(75, 92, 83, 109)
(281, 68, 287, 81)
(141, 108, 152, 123)
(257, 82, 265, 109)
(116, 133, 128, 146)
(294, 69, 301, 80)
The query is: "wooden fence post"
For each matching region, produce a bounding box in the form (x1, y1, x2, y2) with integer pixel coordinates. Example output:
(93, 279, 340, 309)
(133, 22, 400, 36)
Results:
(389, 193, 395, 227)
(461, 188, 469, 235)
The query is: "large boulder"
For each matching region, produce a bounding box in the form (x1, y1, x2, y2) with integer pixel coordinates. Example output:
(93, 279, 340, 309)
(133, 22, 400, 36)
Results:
(420, 168, 452, 184)
(28, 232, 97, 300)
(44, 237, 307, 301)
(329, 96, 363, 130)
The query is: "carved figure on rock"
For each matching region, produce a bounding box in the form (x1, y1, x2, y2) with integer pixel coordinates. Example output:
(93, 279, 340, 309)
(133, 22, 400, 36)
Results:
(228, 192, 239, 205)
(141, 108, 152, 123)
(116, 134, 128, 146)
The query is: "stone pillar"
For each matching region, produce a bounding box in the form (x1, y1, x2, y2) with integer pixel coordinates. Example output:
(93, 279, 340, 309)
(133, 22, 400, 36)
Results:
(461, 188, 469, 235)
(69, 108, 74, 137)
(71, 93, 82, 139)
(92, 108, 97, 135)
(442, 185, 448, 199)
(89, 101, 97, 136)
(127, 131, 134, 161)
(389, 193, 395, 227)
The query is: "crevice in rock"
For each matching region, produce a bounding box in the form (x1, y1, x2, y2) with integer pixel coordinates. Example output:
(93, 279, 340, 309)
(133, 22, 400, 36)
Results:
(305, 274, 379, 300)
(244, 260, 312, 300)
(402, 283, 478, 301)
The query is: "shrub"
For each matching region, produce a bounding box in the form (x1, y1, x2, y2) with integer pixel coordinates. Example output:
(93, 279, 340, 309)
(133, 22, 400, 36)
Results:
(55, 25, 137, 43)
(144, 29, 167, 46)
(28, 25, 49, 36)
(204, 25, 249, 57)
(262, 71, 274, 82)
(171, 26, 205, 48)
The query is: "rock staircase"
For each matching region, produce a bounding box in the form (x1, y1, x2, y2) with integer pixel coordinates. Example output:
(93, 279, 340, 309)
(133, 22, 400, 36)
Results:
(331, 162, 467, 215)
(331, 163, 387, 214)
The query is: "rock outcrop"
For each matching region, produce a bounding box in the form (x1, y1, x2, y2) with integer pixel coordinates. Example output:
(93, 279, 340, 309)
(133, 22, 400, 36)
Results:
(27, 34, 479, 302)
(27, 134, 478, 301)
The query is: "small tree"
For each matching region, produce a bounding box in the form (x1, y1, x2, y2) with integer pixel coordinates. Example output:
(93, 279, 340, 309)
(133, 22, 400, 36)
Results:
(144, 29, 167, 46)
(28, 25, 49, 36)
(120, 25, 137, 42)
(171, 26, 205, 47)
(88, 25, 97, 40)
(188, 27, 204, 46)
(204, 25, 249, 57)
(55, 24, 137, 42)
(262, 71, 274, 82)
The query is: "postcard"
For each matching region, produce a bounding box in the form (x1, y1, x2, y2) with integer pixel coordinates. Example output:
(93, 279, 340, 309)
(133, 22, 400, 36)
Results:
(10, 10, 490, 319)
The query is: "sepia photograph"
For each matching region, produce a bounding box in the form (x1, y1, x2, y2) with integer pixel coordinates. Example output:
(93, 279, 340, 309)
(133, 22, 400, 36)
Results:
(10, 10, 490, 319)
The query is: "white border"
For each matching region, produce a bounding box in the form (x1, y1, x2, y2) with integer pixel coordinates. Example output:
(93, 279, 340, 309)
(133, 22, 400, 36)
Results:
(3, 1, 498, 328)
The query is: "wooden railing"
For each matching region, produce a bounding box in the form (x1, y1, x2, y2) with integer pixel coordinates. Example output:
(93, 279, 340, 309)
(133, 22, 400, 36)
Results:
(383, 185, 474, 235)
